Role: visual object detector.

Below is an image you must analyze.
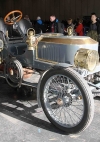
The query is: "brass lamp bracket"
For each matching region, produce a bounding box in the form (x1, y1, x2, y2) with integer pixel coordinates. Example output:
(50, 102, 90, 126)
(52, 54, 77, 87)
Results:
(67, 26, 73, 36)
(26, 28, 37, 50)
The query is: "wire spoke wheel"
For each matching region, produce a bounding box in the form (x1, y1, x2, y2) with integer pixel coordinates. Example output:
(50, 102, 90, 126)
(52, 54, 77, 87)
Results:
(40, 67, 94, 134)
(44, 75, 84, 128)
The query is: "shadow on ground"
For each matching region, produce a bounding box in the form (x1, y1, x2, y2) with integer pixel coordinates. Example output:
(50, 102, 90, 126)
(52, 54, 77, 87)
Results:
(0, 78, 67, 135)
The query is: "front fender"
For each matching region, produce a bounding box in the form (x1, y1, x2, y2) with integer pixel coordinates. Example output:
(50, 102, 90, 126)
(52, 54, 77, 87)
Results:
(37, 63, 72, 107)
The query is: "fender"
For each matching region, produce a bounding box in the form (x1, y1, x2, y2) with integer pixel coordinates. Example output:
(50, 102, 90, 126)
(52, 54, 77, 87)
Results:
(37, 63, 72, 107)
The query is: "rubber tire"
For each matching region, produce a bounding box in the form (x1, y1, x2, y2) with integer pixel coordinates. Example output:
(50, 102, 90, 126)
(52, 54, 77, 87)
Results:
(40, 67, 94, 134)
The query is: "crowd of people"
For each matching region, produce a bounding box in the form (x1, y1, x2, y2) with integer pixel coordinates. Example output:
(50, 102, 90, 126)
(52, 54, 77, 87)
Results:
(23, 13, 100, 56)
(24, 13, 100, 41)
(24, 14, 84, 35)
(1, 12, 99, 54)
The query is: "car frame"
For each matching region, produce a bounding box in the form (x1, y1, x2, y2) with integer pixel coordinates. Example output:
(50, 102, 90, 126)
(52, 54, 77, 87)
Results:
(0, 10, 99, 134)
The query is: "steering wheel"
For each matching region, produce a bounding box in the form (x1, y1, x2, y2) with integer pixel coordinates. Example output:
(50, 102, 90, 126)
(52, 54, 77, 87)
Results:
(4, 10, 22, 25)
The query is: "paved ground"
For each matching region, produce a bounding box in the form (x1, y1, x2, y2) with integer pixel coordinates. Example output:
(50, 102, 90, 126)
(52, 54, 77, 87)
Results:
(0, 79, 100, 142)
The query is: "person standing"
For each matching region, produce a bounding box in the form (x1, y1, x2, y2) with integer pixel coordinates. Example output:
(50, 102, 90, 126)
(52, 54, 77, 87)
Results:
(66, 18, 74, 29)
(64, 18, 75, 35)
(34, 16, 45, 34)
(48, 15, 64, 33)
(75, 19, 84, 36)
(87, 13, 100, 58)
(87, 13, 100, 41)
(24, 15, 32, 25)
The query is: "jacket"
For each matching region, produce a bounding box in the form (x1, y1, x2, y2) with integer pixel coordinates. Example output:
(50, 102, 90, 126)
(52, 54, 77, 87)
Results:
(48, 20, 64, 33)
(35, 21, 46, 34)
(89, 21, 100, 35)
(87, 21, 100, 41)
(75, 23, 84, 36)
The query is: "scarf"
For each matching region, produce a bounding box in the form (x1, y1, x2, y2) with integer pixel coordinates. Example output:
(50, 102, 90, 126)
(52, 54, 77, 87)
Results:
(37, 19, 42, 25)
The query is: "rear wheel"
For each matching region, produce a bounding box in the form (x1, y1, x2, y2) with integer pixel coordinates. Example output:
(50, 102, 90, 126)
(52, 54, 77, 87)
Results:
(40, 67, 94, 134)
(4, 59, 23, 88)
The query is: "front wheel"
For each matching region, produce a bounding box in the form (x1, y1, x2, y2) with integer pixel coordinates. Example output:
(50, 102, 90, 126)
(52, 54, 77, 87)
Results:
(40, 67, 94, 134)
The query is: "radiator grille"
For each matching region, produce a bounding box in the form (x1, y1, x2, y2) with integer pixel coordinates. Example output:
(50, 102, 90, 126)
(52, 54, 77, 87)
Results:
(37, 44, 66, 63)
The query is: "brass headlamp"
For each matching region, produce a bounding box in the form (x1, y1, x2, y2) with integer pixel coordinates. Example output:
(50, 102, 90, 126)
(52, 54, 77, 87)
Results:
(74, 48, 99, 71)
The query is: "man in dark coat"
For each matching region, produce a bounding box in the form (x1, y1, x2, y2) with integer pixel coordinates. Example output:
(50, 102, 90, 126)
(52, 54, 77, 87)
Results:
(87, 13, 100, 41)
(48, 15, 64, 33)
(87, 13, 100, 57)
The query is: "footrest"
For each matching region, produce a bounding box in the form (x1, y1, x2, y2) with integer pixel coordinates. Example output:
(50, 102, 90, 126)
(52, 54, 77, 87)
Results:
(22, 72, 40, 87)
(0, 72, 40, 88)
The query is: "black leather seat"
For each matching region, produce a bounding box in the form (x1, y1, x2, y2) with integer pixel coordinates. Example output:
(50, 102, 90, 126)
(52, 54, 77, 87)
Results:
(0, 18, 8, 44)
(17, 19, 32, 35)
(0, 18, 8, 35)
(0, 18, 32, 44)
(0, 18, 32, 37)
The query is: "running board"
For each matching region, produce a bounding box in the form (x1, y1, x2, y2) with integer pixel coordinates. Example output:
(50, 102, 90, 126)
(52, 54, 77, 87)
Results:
(0, 73, 40, 88)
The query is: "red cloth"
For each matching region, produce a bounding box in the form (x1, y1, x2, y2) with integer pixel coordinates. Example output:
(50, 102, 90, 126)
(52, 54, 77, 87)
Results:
(75, 23, 84, 36)
(51, 23, 54, 33)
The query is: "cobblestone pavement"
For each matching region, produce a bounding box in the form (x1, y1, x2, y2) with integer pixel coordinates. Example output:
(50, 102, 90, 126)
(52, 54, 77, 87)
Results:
(0, 79, 100, 142)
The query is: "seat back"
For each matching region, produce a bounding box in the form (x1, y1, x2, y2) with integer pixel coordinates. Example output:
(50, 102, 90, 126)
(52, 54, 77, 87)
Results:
(0, 18, 8, 44)
(0, 18, 8, 35)
(17, 19, 32, 35)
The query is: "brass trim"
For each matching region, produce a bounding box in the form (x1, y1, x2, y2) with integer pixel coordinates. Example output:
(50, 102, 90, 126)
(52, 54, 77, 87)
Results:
(40, 37, 98, 45)
(27, 28, 35, 37)
(42, 33, 63, 37)
(36, 58, 57, 64)
(67, 26, 73, 36)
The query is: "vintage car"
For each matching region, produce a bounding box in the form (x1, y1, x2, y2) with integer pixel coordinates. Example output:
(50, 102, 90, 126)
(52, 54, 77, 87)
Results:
(0, 10, 99, 134)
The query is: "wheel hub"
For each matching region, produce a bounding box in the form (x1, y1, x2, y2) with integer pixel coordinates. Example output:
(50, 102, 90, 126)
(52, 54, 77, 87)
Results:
(9, 68, 14, 75)
(63, 93, 72, 107)
(56, 98, 64, 106)
(56, 93, 72, 107)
